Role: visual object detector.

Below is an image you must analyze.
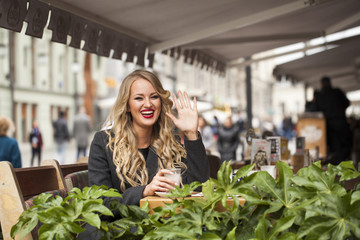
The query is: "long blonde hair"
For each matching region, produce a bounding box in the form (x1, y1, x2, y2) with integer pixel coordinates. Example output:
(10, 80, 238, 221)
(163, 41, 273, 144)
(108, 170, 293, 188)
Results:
(104, 70, 187, 191)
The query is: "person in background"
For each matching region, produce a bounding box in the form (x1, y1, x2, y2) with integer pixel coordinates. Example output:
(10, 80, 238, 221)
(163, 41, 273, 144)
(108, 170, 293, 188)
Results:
(29, 120, 43, 166)
(312, 76, 352, 165)
(0, 116, 22, 168)
(198, 115, 213, 151)
(211, 115, 220, 138)
(217, 116, 240, 163)
(80, 70, 209, 239)
(53, 110, 70, 164)
(73, 106, 92, 160)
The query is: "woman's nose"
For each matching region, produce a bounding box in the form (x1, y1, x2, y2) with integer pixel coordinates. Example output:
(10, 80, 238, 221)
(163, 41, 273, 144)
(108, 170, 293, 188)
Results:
(144, 97, 151, 107)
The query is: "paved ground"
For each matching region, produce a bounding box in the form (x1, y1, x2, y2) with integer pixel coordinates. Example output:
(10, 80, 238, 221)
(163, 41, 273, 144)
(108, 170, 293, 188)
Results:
(19, 139, 82, 168)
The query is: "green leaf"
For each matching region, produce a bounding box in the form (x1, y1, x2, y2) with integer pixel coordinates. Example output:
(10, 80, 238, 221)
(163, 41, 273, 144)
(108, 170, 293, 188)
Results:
(267, 216, 295, 239)
(82, 212, 101, 228)
(255, 217, 267, 240)
(351, 190, 360, 205)
(63, 222, 85, 234)
(333, 161, 360, 181)
(83, 201, 113, 216)
(199, 232, 222, 240)
(225, 226, 237, 240)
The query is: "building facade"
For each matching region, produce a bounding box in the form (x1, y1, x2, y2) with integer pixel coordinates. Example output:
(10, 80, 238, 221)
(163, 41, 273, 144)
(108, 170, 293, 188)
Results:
(0, 28, 107, 146)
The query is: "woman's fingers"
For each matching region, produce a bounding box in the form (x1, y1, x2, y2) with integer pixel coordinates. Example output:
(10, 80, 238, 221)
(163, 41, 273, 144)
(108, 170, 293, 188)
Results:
(173, 91, 195, 110)
(172, 94, 181, 110)
(193, 96, 197, 112)
(177, 91, 187, 108)
(184, 92, 192, 109)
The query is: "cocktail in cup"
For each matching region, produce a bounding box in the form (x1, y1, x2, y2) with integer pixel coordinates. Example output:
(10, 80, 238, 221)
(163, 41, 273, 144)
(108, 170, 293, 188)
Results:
(164, 168, 181, 185)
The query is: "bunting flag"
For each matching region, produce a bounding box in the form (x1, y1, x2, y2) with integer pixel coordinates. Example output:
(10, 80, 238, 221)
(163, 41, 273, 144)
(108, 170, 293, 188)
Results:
(0, 0, 27, 32)
(48, 7, 71, 44)
(135, 42, 146, 67)
(25, 0, 50, 38)
(97, 28, 115, 57)
(190, 50, 197, 65)
(148, 53, 155, 68)
(112, 34, 124, 60)
(82, 22, 100, 53)
(176, 47, 182, 60)
(196, 52, 204, 67)
(125, 38, 135, 63)
(183, 50, 190, 63)
(69, 15, 86, 49)
(169, 48, 175, 57)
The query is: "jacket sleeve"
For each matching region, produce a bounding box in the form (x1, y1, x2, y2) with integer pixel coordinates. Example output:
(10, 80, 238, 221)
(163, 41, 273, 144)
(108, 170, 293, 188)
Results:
(181, 133, 210, 185)
(11, 141, 22, 168)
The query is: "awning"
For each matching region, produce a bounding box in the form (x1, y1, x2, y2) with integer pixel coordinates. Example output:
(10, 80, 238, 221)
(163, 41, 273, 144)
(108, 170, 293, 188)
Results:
(1, 0, 359, 75)
(273, 35, 360, 92)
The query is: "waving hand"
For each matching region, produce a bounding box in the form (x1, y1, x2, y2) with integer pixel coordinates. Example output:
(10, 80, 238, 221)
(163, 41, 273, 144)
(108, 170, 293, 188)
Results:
(166, 91, 199, 140)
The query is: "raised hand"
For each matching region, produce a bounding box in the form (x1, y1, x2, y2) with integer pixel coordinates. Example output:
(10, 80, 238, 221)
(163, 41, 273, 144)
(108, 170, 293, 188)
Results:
(166, 91, 199, 140)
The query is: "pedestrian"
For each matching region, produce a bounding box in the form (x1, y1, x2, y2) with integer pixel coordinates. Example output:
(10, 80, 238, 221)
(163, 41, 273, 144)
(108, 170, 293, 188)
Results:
(217, 116, 240, 163)
(53, 110, 70, 164)
(198, 115, 213, 151)
(73, 106, 91, 160)
(312, 76, 352, 165)
(0, 116, 22, 168)
(29, 120, 43, 166)
(79, 70, 210, 239)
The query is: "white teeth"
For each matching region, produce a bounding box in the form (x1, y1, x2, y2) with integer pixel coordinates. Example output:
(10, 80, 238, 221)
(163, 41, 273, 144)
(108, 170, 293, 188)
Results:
(141, 111, 154, 115)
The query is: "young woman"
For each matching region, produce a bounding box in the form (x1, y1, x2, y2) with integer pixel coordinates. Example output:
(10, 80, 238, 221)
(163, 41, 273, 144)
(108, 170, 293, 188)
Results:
(88, 69, 209, 208)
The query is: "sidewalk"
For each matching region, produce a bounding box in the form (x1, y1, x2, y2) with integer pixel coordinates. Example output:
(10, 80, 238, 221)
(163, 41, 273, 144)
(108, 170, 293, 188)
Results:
(19, 140, 80, 168)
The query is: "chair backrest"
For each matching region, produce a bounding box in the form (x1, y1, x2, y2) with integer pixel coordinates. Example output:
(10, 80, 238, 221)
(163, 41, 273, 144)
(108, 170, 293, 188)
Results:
(64, 170, 89, 190)
(0, 160, 66, 240)
(206, 154, 221, 179)
(41, 159, 88, 177)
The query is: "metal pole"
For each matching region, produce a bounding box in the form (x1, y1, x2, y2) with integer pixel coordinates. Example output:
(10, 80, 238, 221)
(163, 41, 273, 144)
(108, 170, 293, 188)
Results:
(245, 57, 252, 129)
(8, 31, 15, 123)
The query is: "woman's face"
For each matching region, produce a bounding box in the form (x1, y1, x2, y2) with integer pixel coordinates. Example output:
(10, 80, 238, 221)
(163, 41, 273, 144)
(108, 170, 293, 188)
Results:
(128, 78, 162, 131)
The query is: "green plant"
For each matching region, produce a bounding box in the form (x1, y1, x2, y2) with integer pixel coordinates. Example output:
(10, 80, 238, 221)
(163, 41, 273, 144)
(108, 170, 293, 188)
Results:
(11, 185, 121, 240)
(12, 161, 360, 240)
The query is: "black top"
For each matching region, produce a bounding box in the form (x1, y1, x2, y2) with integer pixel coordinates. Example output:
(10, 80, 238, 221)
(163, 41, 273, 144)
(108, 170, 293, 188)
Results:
(138, 147, 150, 159)
(88, 130, 210, 211)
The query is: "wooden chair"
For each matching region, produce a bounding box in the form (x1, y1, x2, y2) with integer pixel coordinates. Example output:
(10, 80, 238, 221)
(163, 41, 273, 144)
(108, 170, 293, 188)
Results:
(206, 154, 221, 179)
(41, 159, 88, 191)
(0, 160, 66, 240)
(41, 159, 88, 176)
(64, 170, 89, 190)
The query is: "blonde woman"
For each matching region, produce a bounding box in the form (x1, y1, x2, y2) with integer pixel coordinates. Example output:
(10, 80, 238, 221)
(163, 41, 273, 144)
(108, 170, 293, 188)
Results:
(88, 70, 209, 208)
(0, 116, 22, 168)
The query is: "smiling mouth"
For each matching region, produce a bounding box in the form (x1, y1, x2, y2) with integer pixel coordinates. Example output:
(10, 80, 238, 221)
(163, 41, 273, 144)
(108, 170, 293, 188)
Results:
(141, 110, 155, 118)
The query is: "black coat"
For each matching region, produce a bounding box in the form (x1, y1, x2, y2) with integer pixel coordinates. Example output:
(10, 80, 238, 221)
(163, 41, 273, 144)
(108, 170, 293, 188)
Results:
(88, 130, 210, 208)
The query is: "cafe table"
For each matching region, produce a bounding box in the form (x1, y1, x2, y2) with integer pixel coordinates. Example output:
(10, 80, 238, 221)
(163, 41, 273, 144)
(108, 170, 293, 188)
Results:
(140, 192, 246, 214)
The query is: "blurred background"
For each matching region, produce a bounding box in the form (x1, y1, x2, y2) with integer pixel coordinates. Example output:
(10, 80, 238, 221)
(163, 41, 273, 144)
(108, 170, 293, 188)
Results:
(0, 0, 359, 167)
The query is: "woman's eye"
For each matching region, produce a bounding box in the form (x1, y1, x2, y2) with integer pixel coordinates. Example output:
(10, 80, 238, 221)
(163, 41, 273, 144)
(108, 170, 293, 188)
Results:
(151, 95, 159, 99)
(134, 97, 143, 100)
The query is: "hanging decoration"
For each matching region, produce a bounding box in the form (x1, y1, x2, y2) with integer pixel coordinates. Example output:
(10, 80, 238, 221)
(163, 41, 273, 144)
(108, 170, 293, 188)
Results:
(82, 21, 99, 53)
(48, 7, 71, 44)
(24, 0, 50, 38)
(0, 0, 27, 32)
(69, 15, 86, 49)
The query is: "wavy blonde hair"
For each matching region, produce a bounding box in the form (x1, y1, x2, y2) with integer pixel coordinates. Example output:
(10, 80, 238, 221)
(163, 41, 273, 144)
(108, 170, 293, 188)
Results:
(104, 70, 187, 192)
